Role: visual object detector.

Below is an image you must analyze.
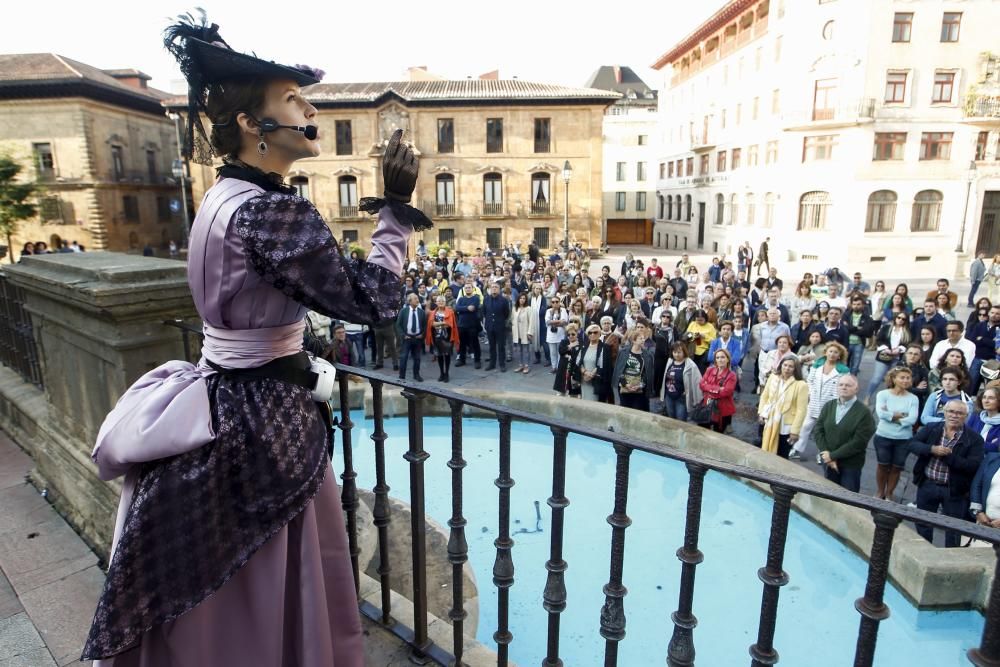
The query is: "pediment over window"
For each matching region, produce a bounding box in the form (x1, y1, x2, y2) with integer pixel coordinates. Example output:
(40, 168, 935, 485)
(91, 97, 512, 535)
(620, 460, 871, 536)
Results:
(430, 164, 460, 174)
(333, 166, 365, 177)
(527, 162, 560, 173)
(106, 133, 127, 146)
(475, 164, 508, 174)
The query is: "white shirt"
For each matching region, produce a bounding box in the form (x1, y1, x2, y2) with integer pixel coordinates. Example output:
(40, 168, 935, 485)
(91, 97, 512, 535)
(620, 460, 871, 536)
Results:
(928, 337, 977, 369)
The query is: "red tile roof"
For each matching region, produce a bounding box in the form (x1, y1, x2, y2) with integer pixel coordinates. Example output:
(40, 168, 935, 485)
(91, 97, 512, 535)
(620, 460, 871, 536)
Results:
(651, 0, 758, 69)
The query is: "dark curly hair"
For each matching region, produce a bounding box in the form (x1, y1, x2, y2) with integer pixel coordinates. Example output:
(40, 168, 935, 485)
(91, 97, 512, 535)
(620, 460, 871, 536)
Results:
(205, 80, 270, 159)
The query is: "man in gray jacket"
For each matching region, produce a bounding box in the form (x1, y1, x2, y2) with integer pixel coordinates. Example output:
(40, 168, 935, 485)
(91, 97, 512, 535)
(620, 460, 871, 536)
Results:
(969, 252, 987, 307)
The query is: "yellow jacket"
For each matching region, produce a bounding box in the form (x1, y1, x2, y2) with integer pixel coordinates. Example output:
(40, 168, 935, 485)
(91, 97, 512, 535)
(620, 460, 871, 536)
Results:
(758, 376, 809, 455)
(685, 321, 717, 356)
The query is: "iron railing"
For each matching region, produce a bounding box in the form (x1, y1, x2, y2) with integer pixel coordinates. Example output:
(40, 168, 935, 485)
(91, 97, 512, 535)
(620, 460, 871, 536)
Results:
(530, 201, 552, 215)
(155, 317, 1000, 666)
(966, 95, 1000, 119)
(338, 205, 360, 219)
(328, 364, 1000, 667)
(436, 203, 457, 217)
(480, 201, 506, 217)
(0, 271, 44, 389)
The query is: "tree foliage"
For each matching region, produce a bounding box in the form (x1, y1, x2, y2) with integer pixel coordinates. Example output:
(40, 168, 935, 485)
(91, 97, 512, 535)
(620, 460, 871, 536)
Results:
(0, 155, 38, 262)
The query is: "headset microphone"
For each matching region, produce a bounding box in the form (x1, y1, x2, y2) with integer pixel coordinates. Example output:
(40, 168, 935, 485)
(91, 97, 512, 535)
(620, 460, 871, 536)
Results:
(257, 117, 318, 140)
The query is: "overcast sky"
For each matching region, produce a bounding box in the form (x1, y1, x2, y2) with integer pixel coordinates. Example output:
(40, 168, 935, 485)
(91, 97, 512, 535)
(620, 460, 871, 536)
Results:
(2, 0, 727, 93)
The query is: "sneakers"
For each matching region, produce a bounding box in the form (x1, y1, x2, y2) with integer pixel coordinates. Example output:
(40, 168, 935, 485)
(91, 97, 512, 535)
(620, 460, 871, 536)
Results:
(788, 451, 802, 461)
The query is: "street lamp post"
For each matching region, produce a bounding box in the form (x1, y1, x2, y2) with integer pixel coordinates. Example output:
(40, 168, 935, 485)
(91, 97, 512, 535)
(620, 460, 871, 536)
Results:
(955, 160, 977, 253)
(562, 160, 573, 253)
(168, 113, 191, 248)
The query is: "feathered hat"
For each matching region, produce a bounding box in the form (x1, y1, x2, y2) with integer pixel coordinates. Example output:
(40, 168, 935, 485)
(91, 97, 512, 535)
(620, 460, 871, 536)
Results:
(163, 9, 325, 163)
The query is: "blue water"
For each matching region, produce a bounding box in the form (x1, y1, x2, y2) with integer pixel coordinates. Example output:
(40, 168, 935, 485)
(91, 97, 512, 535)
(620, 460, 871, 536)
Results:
(334, 415, 985, 666)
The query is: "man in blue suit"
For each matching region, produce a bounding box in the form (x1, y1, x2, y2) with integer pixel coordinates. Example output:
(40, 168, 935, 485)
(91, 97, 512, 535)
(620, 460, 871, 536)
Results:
(396, 292, 426, 382)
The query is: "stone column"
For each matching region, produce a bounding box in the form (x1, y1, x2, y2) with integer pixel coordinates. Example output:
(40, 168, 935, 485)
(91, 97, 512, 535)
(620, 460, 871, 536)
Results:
(2, 251, 197, 555)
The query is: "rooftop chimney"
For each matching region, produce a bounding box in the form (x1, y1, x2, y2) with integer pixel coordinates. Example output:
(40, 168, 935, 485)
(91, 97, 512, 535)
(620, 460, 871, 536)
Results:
(104, 69, 151, 89)
(613, 66, 622, 84)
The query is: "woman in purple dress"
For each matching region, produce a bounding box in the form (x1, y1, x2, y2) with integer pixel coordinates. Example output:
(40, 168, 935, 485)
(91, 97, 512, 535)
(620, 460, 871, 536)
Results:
(82, 15, 429, 666)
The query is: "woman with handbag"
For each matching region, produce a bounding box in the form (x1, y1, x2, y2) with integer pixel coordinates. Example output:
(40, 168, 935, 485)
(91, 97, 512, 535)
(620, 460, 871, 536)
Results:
(660, 342, 703, 421)
(545, 296, 569, 373)
(554, 323, 584, 397)
(757, 355, 809, 458)
(580, 324, 612, 401)
(865, 312, 912, 400)
(426, 294, 460, 382)
(696, 349, 738, 433)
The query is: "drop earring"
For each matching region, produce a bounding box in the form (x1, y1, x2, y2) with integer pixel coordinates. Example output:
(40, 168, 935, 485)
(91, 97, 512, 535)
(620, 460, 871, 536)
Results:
(257, 131, 268, 156)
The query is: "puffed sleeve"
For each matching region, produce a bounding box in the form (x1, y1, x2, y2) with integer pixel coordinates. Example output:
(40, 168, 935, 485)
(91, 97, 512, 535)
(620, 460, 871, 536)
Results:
(235, 192, 404, 325)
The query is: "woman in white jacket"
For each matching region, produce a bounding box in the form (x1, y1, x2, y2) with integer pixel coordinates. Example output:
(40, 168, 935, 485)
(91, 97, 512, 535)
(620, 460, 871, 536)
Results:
(544, 296, 569, 372)
(511, 292, 537, 373)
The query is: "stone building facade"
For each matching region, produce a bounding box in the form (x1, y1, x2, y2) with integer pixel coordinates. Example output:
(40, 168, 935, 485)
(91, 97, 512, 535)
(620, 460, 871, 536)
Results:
(0, 54, 188, 257)
(651, 0, 1000, 278)
(179, 80, 618, 254)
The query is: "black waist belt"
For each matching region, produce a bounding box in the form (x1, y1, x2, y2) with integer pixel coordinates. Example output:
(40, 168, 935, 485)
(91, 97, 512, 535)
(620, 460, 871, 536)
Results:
(206, 351, 317, 391)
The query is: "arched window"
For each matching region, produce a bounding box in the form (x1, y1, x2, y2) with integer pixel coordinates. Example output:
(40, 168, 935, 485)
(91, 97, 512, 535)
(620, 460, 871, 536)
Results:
(666, 195, 673, 220)
(865, 190, 897, 232)
(531, 173, 551, 214)
(911, 190, 943, 232)
(729, 193, 739, 225)
(715, 193, 725, 225)
(797, 191, 831, 230)
(436, 174, 455, 216)
(658, 194, 666, 219)
(290, 175, 309, 200)
(338, 176, 358, 217)
(763, 193, 776, 228)
(746, 193, 756, 226)
(483, 172, 503, 215)
(685, 194, 692, 222)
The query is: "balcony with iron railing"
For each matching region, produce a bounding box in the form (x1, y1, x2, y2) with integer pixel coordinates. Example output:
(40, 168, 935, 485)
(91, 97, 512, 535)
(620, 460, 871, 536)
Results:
(336, 204, 360, 219)
(435, 203, 457, 217)
(690, 133, 716, 152)
(529, 200, 554, 216)
(965, 94, 1000, 123)
(480, 201, 507, 217)
(782, 98, 877, 131)
(153, 320, 1000, 667)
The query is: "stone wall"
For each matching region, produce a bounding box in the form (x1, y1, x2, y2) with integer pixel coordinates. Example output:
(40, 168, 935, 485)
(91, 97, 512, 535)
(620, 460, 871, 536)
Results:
(0, 252, 196, 555)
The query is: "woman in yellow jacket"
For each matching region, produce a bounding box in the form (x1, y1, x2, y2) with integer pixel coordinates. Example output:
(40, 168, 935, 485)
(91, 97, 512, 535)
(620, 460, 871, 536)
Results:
(757, 354, 809, 458)
(684, 309, 717, 372)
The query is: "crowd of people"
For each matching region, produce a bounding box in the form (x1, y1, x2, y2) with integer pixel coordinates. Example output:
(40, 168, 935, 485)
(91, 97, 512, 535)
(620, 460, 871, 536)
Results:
(306, 241, 1000, 548)
(18, 239, 85, 256)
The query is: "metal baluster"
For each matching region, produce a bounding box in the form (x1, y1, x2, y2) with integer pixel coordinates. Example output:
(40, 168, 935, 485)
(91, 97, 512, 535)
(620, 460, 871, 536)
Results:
(543, 427, 571, 667)
(403, 388, 432, 662)
(337, 370, 361, 597)
(493, 415, 516, 666)
(600, 443, 633, 667)
(853, 511, 901, 667)
(369, 380, 393, 624)
(749, 484, 796, 667)
(667, 463, 708, 667)
(967, 543, 1000, 666)
(447, 399, 469, 666)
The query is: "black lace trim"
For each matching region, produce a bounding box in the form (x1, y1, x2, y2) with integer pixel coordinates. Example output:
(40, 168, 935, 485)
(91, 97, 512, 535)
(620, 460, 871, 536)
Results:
(217, 160, 294, 194)
(359, 196, 433, 232)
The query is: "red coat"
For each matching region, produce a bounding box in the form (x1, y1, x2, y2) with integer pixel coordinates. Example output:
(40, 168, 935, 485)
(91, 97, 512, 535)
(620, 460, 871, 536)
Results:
(425, 307, 460, 348)
(698, 366, 738, 421)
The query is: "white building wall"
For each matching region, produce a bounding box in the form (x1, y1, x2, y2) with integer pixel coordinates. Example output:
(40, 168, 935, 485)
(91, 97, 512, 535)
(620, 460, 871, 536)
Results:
(654, 0, 1000, 278)
(602, 106, 658, 237)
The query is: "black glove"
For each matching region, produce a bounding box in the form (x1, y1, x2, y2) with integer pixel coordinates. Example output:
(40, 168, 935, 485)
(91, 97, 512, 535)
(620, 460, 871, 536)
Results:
(382, 129, 418, 203)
